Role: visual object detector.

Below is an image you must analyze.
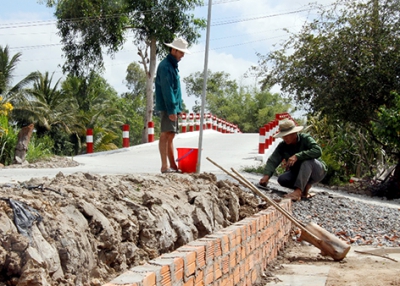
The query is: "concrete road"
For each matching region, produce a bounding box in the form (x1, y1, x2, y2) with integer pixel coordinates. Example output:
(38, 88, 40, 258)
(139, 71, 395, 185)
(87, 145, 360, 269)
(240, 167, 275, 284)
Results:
(0, 130, 265, 184)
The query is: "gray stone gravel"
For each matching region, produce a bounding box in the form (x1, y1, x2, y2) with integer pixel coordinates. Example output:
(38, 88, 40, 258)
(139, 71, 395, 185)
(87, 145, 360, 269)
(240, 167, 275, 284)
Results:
(225, 173, 400, 248)
(292, 192, 400, 247)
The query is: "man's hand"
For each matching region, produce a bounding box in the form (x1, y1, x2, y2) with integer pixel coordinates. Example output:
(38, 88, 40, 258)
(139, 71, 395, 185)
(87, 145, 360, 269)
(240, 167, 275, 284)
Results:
(169, 114, 178, 121)
(286, 155, 298, 167)
(259, 175, 270, 187)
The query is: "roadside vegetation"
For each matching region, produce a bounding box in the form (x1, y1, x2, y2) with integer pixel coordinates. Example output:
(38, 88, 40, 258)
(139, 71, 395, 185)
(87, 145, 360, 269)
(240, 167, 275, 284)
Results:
(1, 0, 399, 198)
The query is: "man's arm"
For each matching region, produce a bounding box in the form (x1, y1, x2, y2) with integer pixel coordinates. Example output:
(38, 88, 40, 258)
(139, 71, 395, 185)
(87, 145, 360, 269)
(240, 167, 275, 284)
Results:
(296, 134, 322, 160)
(159, 66, 179, 115)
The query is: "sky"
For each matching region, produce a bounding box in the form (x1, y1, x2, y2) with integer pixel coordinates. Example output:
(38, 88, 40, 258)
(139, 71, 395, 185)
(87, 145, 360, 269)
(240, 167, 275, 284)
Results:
(0, 0, 337, 112)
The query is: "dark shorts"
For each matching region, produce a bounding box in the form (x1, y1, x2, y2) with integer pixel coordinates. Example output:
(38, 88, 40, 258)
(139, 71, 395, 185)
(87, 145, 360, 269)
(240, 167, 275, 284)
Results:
(160, 111, 179, 133)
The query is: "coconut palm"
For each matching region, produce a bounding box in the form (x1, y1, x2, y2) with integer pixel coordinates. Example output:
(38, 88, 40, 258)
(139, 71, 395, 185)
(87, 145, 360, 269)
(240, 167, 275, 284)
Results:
(62, 73, 126, 152)
(12, 71, 79, 134)
(0, 45, 38, 101)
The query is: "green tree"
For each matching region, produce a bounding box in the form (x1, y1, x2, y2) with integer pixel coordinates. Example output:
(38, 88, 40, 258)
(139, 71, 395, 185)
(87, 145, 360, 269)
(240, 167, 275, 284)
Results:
(121, 62, 147, 145)
(257, 0, 400, 187)
(0, 45, 38, 102)
(62, 73, 126, 153)
(10, 71, 80, 156)
(0, 45, 40, 164)
(12, 72, 78, 133)
(307, 113, 385, 185)
(184, 70, 292, 132)
(44, 0, 206, 142)
(258, 0, 400, 127)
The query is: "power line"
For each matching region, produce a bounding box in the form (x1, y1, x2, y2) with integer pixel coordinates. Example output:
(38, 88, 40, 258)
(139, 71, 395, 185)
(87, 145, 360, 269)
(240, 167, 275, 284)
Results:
(212, 4, 334, 26)
(0, 2, 330, 31)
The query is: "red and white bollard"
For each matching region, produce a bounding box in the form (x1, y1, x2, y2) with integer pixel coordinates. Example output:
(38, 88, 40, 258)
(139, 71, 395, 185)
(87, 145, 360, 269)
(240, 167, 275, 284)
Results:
(180, 113, 187, 133)
(217, 119, 222, 132)
(122, 124, 129, 148)
(258, 127, 265, 154)
(206, 113, 212, 129)
(212, 115, 217, 130)
(195, 113, 200, 131)
(222, 121, 227, 133)
(189, 113, 194, 132)
(148, 121, 154, 142)
(86, 128, 93, 154)
(264, 123, 271, 150)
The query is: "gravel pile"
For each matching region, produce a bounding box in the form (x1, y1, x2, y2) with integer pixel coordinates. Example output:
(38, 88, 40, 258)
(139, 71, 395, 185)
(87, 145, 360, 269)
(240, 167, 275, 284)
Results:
(291, 192, 400, 247)
(222, 173, 400, 248)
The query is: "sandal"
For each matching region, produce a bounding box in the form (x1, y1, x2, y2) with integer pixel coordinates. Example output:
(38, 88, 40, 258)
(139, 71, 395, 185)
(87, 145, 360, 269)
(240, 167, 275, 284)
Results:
(161, 168, 182, 174)
(284, 190, 302, 202)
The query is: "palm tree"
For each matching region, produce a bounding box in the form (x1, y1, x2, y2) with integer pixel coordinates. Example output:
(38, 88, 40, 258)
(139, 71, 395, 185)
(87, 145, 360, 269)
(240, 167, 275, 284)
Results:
(62, 73, 126, 152)
(0, 45, 38, 101)
(12, 71, 79, 134)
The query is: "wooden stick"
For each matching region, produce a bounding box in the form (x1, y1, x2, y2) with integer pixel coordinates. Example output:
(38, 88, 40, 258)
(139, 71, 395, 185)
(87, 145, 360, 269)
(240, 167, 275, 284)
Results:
(206, 157, 321, 242)
(354, 250, 398, 262)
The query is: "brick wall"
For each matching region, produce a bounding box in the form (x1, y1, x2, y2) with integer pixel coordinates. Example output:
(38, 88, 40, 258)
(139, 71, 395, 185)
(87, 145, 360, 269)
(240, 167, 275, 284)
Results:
(103, 200, 292, 286)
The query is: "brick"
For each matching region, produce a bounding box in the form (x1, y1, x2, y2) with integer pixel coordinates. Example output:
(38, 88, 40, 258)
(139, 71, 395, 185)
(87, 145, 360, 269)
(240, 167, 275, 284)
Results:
(229, 252, 236, 269)
(103, 269, 141, 286)
(183, 276, 194, 286)
(130, 266, 158, 286)
(194, 269, 204, 286)
(233, 264, 240, 285)
(220, 275, 234, 286)
(160, 255, 184, 283)
(248, 254, 254, 271)
(189, 239, 215, 262)
(221, 255, 229, 274)
(204, 264, 214, 285)
(206, 233, 228, 256)
(245, 275, 251, 286)
(240, 262, 246, 282)
(214, 257, 222, 280)
(233, 226, 242, 246)
(179, 245, 206, 269)
(171, 250, 196, 277)
(148, 259, 174, 286)
(240, 246, 246, 261)
(254, 212, 266, 230)
(244, 257, 250, 274)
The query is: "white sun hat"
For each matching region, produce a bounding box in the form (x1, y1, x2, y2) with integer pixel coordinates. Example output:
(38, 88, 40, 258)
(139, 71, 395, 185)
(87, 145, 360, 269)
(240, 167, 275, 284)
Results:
(273, 119, 304, 138)
(164, 38, 191, 54)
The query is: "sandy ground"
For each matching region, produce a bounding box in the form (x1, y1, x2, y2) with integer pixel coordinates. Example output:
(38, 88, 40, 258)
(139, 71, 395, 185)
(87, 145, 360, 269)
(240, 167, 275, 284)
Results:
(264, 239, 400, 286)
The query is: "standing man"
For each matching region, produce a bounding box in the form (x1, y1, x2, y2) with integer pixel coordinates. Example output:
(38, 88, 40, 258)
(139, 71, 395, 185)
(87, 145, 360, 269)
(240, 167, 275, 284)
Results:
(155, 38, 190, 173)
(259, 118, 327, 201)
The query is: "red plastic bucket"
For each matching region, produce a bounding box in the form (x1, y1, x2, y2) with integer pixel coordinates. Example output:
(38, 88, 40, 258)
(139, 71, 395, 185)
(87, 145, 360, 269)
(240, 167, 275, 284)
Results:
(176, 148, 198, 173)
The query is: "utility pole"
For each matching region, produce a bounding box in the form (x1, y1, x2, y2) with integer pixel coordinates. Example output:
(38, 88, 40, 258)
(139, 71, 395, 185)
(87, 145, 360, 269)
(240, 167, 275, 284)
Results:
(196, 0, 212, 173)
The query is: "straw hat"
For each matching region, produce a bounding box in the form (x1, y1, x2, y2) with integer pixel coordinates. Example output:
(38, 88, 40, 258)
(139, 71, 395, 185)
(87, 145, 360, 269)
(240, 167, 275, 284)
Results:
(273, 119, 304, 138)
(164, 38, 191, 54)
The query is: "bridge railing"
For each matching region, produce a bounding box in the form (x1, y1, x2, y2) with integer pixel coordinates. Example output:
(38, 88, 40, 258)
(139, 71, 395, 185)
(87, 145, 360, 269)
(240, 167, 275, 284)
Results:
(179, 112, 241, 134)
(256, 112, 297, 162)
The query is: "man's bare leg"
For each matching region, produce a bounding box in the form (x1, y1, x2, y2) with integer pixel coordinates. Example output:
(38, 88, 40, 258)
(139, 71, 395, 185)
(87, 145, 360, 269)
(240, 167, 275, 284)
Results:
(284, 188, 302, 202)
(159, 132, 169, 172)
(167, 132, 179, 170)
(303, 183, 312, 198)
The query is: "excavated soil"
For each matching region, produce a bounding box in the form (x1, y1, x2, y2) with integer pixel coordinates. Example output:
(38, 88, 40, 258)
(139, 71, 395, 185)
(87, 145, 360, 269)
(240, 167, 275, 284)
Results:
(2, 156, 400, 286)
(0, 157, 268, 285)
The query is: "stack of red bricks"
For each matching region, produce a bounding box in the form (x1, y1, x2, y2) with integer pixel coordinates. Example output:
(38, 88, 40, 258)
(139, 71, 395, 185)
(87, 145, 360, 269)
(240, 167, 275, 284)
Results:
(103, 200, 291, 286)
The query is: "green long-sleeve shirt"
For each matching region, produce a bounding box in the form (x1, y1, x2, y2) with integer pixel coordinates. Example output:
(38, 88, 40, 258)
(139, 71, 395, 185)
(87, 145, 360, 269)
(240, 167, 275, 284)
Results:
(264, 133, 327, 177)
(155, 54, 183, 115)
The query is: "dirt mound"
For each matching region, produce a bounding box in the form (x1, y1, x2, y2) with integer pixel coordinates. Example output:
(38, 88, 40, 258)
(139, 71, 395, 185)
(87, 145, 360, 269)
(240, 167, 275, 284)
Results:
(0, 171, 266, 285)
(3, 156, 79, 169)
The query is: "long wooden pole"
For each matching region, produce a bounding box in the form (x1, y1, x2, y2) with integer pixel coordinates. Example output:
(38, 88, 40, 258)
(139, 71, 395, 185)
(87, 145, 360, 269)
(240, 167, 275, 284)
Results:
(206, 157, 320, 241)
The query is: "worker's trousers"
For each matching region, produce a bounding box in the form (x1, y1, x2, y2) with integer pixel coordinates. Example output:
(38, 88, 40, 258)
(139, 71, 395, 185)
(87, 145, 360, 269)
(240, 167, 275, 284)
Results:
(277, 159, 327, 192)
